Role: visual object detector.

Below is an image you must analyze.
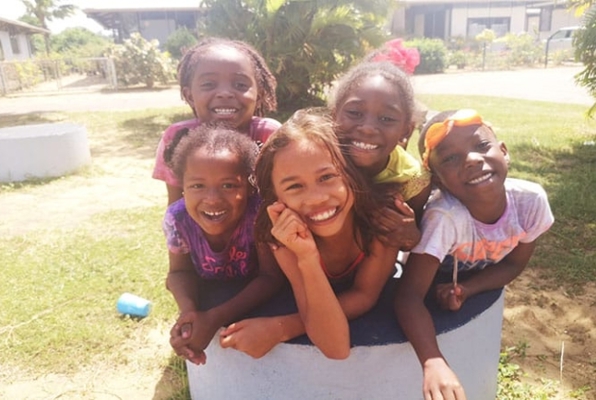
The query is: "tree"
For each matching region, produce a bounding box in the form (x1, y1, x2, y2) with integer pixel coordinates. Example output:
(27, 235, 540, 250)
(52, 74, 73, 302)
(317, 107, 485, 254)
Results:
(571, 0, 596, 116)
(165, 27, 198, 60)
(20, 0, 77, 54)
(51, 27, 112, 58)
(199, 0, 393, 114)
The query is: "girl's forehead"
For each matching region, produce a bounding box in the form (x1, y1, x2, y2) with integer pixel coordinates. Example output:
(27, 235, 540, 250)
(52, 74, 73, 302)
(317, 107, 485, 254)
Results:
(435, 125, 494, 151)
(273, 139, 333, 168)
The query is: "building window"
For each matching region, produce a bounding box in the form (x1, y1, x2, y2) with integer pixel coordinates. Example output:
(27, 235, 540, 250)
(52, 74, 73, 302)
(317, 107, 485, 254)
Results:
(9, 28, 21, 54)
(467, 17, 510, 38)
(539, 7, 553, 32)
(0, 41, 4, 61)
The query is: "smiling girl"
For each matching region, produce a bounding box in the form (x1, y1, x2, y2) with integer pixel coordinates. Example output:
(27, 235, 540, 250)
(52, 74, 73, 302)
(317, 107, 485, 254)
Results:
(163, 124, 283, 365)
(153, 37, 279, 205)
(218, 109, 399, 359)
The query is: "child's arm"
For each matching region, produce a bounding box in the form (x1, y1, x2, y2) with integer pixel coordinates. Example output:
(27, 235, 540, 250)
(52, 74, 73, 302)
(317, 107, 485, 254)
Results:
(436, 241, 536, 311)
(220, 203, 350, 360)
(406, 181, 432, 225)
(394, 252, 466, 400)
(172, 243, 286, 357)
(336, 238, 398, 318)
(166, 251, 206, 364)
(220, 236, 397, 358)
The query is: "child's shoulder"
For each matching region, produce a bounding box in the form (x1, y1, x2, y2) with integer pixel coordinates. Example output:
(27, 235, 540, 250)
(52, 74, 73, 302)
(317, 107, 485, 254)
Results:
(162, 119, 200, 140)
(505, 177, 546, 195)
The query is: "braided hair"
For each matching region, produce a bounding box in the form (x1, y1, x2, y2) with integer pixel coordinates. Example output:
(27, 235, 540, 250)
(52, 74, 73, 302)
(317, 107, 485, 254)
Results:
(178, 37, 277, 117)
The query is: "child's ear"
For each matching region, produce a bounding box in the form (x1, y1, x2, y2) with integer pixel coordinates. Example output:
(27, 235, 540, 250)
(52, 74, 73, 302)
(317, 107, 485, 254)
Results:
(499, 141, 510, 165)
(182, 87, 194, 107)
(431, 173, 445, 191)
(399, 122, 416, 149)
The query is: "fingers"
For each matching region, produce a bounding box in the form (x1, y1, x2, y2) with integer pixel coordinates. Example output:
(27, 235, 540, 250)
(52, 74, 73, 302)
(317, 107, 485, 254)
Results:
(266, 201, 286, 225)
(220, 322, 242, 337)
(180, 322, 192, 339)
(394, 197, 415, 217)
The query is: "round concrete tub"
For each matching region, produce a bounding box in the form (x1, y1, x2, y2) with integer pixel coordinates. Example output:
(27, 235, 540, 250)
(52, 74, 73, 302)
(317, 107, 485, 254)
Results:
(0, 123, 91, 183)
(186, 279, 504, 400)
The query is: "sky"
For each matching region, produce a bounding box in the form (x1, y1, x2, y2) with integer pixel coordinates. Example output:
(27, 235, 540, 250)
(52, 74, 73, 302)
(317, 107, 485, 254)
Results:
(2, 0, 203, 34)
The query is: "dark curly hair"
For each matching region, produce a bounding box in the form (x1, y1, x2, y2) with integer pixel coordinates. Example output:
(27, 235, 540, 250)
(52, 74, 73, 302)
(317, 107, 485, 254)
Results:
(254, 108, 381, 254)
(164, 123, 259, 186)
(178, 37, 277, 118)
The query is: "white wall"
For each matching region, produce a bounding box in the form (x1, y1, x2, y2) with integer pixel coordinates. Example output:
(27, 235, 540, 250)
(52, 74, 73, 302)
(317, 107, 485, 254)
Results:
(450, 4, 527, 38)
(0, 31, 33, 61)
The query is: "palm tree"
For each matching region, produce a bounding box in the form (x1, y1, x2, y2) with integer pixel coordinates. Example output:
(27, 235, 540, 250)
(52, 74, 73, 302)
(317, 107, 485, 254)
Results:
(20, 0, 77, 54)
(200, 0, 393, 115)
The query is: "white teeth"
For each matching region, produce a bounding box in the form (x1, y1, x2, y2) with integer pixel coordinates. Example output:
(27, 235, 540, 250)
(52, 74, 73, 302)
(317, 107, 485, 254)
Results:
(214, 108, 236, 115)
(310, 208, 337, 222)
(469, 173, 492, 184)
(352, 141, 378, 150)
(204, 210, 225, 217)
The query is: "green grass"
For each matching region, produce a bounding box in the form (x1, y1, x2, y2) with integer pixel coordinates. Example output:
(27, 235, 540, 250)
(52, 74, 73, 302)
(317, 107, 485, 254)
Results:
(0, 96, 594, 399)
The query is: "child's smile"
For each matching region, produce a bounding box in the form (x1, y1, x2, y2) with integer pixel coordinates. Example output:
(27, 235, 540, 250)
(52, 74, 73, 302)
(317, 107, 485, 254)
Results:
(335, 74, 410, 176)
(271, 139, 354, 238)
(182, 147, 250, 249)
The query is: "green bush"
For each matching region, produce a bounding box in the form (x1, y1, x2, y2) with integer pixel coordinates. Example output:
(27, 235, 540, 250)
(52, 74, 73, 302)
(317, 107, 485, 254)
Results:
(105, 33, 175, 88)
(165, 27, 198, 60)
(499, 32, 543, 67)
(448, 50, 467, 69)
(406, 38, 447, 74)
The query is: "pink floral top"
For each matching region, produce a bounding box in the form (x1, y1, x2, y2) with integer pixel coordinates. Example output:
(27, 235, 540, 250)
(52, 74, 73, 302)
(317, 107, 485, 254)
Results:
(152, 117, 281, 187)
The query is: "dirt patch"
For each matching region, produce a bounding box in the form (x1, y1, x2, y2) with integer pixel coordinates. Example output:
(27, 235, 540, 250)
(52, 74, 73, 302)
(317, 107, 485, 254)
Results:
(502, 269, 596, 397)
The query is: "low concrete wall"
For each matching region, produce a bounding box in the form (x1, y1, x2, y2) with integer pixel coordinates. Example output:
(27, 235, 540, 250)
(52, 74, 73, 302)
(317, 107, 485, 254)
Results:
(0, 123, 91, 182)
(187, 280, 504, 400)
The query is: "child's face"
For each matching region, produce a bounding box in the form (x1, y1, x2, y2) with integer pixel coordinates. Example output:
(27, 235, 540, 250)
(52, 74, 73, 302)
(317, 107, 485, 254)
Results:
(429, 125, 509, 207)
(182, 147, 250, 245)
(271, 139, 354, 238)
(334, 75, 412, 176)
(183, 46, 258, 132)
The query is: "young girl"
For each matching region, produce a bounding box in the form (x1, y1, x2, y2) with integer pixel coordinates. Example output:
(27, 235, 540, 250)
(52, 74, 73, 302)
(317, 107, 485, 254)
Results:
(395, 109, 554, 399)
(163, 124, 284, 365)
(219, 109, 399, 359)
(153, 37, 280, 205)
(328, 59, 432, 249)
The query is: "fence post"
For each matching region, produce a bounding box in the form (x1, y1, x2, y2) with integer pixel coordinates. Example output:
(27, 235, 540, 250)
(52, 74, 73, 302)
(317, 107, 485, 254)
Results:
(0, 63, 7, 96)
(107, 57, 118, 90)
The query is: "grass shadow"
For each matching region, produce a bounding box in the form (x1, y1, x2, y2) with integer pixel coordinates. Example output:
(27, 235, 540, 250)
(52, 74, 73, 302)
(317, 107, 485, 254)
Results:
(508, 140, 596, 290)
(0, 113, 64, 127)
(153, 354, 190, 400)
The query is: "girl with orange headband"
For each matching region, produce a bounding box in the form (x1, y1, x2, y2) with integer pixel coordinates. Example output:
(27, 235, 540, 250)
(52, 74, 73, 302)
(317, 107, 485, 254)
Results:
(395, 109, 554, 399)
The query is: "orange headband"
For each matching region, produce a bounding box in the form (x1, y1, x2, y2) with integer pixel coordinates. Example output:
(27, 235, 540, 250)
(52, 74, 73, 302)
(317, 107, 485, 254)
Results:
(422, 109, 488, 169)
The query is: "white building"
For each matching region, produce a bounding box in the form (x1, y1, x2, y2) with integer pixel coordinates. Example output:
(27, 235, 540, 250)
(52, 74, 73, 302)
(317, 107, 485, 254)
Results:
(0, 17, 49, 61)
(391, 0, 583, 40)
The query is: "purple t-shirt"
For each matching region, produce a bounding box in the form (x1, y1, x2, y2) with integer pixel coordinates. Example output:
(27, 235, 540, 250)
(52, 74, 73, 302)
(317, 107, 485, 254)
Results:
(162, 193, 261, 280)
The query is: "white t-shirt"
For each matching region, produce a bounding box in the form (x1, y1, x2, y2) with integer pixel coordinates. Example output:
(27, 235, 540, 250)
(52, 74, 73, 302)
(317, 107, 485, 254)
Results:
(412, 178, 554, 273)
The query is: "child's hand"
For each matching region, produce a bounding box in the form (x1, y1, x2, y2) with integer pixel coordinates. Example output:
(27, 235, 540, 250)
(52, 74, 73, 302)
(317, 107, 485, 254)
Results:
(423, 357, 467, 400)
(219, 317, 284, 359)
(267, 202, 317, 256)
(169, 319, 207, 365)
(435, 283, 467, 311)
(373, 198, 420, 250)
(170, 310, 219, 364)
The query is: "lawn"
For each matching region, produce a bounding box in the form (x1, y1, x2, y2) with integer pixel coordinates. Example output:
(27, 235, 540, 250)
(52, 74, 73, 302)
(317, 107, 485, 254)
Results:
(0, 95, 594, 399)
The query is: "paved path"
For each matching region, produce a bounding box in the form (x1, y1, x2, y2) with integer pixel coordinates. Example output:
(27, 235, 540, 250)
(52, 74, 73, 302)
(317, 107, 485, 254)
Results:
(0, 66, 592, 115)
(411, 65, 593, 106)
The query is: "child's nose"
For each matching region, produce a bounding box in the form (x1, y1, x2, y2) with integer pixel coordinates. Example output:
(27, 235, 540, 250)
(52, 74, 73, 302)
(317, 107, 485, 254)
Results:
(357, 116, 379, 135)
(303, 186, 330, 206)
(465, 151, 484, 166)
(203, 188, 223, 203)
